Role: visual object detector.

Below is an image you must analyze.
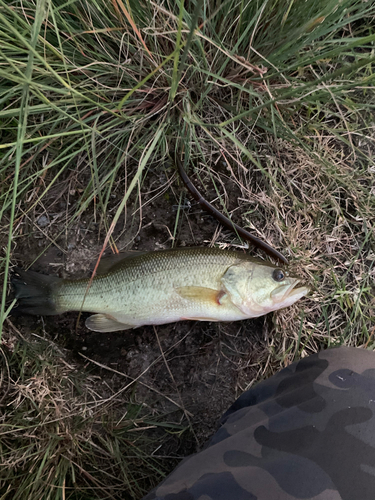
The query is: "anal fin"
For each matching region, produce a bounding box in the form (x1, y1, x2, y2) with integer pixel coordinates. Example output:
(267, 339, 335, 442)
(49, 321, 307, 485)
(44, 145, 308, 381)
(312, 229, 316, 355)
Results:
(85, 314, 134, 332)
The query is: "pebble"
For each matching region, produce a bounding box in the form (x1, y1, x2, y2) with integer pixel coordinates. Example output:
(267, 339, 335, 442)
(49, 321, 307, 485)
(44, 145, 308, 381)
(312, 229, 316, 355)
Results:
(36, 214, 50, 228)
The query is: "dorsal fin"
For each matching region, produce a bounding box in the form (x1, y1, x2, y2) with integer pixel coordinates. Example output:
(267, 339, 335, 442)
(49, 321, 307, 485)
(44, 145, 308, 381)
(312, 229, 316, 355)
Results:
(96, 250, 148, 275)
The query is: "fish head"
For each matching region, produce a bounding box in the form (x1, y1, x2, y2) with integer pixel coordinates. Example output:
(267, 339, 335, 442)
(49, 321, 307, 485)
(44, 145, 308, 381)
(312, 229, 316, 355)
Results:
(221, 260, 309, 317)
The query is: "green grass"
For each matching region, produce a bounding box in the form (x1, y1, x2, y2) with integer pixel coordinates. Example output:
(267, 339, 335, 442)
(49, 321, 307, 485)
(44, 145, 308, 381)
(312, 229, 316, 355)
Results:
(1, 0, 375, 497)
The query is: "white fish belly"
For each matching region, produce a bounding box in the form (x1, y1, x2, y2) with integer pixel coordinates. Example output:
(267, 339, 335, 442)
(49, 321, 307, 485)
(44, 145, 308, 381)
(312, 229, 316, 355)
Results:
(108, 291, 249, 327)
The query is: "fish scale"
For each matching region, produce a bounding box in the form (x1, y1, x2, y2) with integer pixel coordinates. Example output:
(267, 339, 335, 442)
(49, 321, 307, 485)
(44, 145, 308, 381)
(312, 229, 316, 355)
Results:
(55, 248, 242, 314)
(11, 247, 309, 332)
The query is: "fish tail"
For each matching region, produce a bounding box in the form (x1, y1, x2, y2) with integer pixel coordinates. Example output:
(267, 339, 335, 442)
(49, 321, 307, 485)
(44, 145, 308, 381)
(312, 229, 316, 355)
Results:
(11, 268, 62, 316)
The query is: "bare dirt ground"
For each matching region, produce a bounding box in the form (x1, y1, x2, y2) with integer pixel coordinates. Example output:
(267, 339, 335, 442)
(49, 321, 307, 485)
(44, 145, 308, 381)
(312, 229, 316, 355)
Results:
(7, 160, 273, 464)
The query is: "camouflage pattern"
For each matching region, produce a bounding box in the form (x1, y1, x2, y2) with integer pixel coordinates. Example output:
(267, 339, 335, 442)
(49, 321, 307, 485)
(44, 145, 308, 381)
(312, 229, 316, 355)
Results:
(143, 346, 375, 500)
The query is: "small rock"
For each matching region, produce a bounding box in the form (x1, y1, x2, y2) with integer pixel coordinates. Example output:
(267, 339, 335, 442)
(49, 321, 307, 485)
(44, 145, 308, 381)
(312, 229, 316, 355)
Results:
(36, 214, 50, 228)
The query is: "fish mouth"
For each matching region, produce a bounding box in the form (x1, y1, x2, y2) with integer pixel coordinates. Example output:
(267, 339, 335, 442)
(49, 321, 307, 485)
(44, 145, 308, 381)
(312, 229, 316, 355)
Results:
(271, 279, 310, 303)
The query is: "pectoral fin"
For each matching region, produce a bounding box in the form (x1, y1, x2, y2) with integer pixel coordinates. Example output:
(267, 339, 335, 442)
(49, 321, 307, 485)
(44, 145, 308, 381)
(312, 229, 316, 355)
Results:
(85, 313, 134, 332)
(176, 286, 227, 305)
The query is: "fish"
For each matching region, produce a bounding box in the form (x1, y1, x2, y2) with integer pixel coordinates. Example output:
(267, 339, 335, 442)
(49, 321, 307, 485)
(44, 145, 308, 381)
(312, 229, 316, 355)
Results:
(11, 247, 309, 333)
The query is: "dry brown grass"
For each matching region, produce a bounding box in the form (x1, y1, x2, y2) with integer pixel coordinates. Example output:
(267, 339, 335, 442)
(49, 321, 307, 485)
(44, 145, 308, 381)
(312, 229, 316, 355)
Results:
(186, 133, 375, 372)
(0, 321, 172, 499)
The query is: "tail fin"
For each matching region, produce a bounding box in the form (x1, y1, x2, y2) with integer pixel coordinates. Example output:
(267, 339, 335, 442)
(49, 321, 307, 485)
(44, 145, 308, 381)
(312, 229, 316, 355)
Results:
(11, 268, 62, 316)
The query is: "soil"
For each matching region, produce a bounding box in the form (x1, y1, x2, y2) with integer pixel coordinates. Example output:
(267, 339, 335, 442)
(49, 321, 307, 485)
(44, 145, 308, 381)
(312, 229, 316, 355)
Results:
(8, 160, 271, 473)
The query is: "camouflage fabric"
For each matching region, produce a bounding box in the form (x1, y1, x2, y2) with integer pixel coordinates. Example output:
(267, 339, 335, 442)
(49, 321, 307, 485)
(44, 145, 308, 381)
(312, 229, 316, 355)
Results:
(143, 346, 375, 500)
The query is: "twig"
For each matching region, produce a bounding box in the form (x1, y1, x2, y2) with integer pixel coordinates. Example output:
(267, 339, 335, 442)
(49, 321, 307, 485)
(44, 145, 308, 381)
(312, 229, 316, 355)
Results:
(78, 352, 193, 416)
(153, 326, 199, 445)
(174, 155, 288, 264)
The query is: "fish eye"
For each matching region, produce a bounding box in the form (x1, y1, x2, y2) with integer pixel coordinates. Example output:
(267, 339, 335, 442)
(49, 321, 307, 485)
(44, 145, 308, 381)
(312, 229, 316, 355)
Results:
(272, 269, 285, 282)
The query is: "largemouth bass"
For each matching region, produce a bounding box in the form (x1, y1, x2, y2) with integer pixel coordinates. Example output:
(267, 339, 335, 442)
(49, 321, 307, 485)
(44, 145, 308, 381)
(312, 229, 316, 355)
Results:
(12, 247, 309, 332)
